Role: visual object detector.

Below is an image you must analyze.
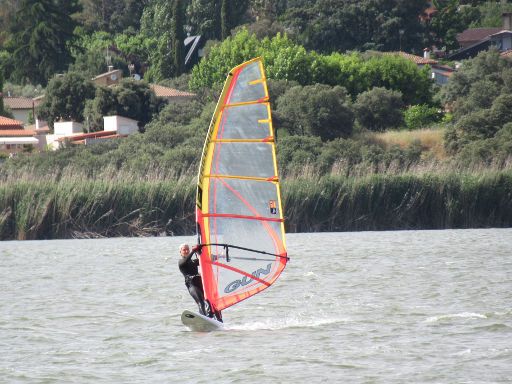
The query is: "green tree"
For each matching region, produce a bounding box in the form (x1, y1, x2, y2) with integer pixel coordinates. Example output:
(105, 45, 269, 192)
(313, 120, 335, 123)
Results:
(37, 72, 96, 128)
(276, 84, 354, 140)
(360, 54, 433, 105)
(78, 0, 145, 34)
(189, 29, 314, 90)
(0, 71, 4, 115)
(428, 0, 480, 50)
(5, 0, 80, 85)
(354, 87, 404, 131)
(172, 0, 185, 76)
(187, 0, 221, 40)
(281, 0, 427, 53)
(440, 48, 512, 110)
(469, 1, 512, 28)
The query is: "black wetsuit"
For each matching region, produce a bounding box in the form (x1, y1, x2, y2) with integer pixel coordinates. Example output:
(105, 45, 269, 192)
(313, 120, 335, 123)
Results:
(178, 249, 223, 322)
(178, 250, 208, 316)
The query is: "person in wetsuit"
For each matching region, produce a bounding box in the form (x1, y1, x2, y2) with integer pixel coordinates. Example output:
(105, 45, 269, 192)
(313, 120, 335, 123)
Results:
(178, 243, 223, 322)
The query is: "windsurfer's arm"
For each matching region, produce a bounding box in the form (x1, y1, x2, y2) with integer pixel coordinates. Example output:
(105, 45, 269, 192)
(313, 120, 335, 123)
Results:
(183, 245, 202, 262)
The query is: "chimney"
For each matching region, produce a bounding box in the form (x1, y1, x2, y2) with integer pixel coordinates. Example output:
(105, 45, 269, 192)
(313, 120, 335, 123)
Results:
(503, 12, 512, 31)
(108, 65, 114, 72)
(423, 48, 431, 59)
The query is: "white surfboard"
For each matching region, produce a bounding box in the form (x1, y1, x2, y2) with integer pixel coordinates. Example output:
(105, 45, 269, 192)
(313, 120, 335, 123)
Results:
(181, 310, 224, 332)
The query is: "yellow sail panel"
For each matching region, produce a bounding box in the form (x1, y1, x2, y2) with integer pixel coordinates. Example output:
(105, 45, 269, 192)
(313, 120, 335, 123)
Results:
(196, 58, 287, 312)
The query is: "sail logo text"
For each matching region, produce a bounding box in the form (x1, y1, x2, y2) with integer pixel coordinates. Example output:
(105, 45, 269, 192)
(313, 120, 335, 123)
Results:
(224, 263, 272, 293)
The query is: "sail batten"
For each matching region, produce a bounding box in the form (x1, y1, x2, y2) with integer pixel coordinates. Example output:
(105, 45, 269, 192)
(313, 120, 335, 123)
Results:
(196, 58, 287, 312)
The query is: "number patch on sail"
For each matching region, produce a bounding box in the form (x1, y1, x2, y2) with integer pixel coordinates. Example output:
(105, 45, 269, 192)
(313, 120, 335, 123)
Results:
(269, 200, 277, 214)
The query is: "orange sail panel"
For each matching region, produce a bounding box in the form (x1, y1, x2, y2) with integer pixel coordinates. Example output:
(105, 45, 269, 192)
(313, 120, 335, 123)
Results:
(196, 58, 288, 312)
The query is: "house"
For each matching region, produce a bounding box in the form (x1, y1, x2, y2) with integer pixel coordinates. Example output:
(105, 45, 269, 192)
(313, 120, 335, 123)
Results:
(2, 96, 42, 125)
(92, 65, 123, 87)
(0, 116, 38, 155)
(383, 50, 455, 85)
(448, 12, 512, 60)
(46, 116, 138, 149)
(149, 84, 196, 103)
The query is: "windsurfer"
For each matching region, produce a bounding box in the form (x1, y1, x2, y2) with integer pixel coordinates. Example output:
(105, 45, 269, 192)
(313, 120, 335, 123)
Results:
(178, 243, 223, 322)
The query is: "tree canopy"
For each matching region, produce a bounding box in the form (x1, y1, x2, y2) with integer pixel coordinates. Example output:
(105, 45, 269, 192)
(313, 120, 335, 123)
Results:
(4, 0, 80, 85)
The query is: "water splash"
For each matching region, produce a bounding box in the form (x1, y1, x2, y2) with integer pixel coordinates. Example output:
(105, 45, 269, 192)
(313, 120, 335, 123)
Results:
(425, 312, 487, 323)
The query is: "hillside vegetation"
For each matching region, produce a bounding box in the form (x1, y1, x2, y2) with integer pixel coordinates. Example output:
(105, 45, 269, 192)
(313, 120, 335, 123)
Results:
(1, 1, 512, 239)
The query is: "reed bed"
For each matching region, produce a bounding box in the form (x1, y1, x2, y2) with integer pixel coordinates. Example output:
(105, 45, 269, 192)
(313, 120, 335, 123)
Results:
(1, 166, 511, 240)
(0, 174, 196, 240)
(283, 170, 512, 232)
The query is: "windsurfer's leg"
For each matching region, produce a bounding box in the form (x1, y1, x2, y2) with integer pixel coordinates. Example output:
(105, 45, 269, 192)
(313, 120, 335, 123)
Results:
(214, 310, 223, 323)
(188, 285, 207, 315)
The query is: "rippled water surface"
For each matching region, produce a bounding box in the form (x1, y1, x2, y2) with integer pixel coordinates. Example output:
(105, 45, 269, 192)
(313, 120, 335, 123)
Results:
(1, 229, 511, 383)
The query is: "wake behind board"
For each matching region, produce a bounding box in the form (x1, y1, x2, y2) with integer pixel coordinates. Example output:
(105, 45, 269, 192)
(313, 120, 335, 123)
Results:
(181, 310, 224, 332)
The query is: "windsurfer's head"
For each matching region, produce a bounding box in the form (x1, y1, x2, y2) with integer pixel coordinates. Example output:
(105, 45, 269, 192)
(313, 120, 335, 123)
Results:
(179, 243, 190, 257)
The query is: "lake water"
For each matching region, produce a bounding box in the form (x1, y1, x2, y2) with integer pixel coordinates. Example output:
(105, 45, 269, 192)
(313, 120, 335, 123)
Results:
(1, 229, 511, 383)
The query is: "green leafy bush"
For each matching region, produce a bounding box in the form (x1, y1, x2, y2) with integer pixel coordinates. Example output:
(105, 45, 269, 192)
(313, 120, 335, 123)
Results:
(404, 104, 442, 130)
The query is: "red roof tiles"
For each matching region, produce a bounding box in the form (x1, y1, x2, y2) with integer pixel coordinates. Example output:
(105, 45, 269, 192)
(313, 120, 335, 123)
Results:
(2, 97, 41, 109)
(150, 84, 196, 98)
(384, 52, 438, 65)
(0, 129, 36, 137)
(0, 116, 24, 129)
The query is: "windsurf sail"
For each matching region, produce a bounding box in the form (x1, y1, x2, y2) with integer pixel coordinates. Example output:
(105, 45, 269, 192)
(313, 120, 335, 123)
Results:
(196, 57, 288, 312)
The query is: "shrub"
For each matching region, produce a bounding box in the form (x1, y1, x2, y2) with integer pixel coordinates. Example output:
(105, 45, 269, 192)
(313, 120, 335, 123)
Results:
(404, 104, 442, 130)
(354, 87, 404, 131)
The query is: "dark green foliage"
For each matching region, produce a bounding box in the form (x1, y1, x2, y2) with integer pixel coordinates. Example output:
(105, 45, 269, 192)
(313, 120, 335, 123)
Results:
(37, 72, 96, 128)
(276, 84, 354, 140)
(78, 0, 145, 34)
(187, 0, 221, 40)
(0, 71, 4, 115)
(276, 135, 323, 175)
(172, 0, 185, 76)
(428, 0, 481, 50)
(354, 87, 404, 132)
(5, 0, 80, 85)
(442, 50, 512, 161)
(280, 0, 427, 53)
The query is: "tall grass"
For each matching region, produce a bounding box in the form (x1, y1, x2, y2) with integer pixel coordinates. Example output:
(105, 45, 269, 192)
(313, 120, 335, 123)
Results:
(283, 169, 512, 232)
(369, 128, 447, 160)
(0, 172, 196, 240)
(1, 166, 511, 240)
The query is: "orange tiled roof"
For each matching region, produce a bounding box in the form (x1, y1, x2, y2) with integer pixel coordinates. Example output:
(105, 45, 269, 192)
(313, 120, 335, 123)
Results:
(56, 130, 124, 142)
(2, 96, 41, 109)
(0, 129, 36, 137)
(384, 51, 438, 65)
(150, 84, 196, 98)
(0, 116, 24, 129)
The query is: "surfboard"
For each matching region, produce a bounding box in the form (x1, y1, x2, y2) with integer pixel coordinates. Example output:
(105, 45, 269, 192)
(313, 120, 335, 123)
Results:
(181, 309, 224, 332)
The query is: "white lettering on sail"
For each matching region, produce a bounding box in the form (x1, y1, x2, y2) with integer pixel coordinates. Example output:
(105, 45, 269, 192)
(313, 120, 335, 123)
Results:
(224, 263, 272, 294)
